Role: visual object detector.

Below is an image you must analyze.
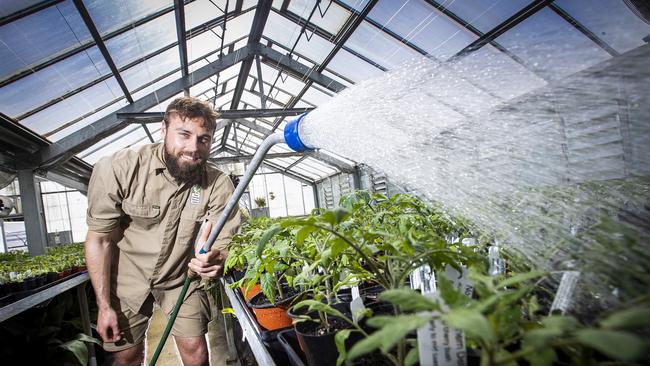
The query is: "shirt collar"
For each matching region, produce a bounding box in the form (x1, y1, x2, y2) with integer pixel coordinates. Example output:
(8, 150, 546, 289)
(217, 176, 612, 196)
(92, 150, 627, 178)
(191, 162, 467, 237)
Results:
(152, 143, 166, 174)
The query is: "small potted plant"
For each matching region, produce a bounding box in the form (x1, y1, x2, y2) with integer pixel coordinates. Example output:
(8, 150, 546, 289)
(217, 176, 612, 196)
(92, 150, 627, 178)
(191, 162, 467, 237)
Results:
(252, 196, 270, 218)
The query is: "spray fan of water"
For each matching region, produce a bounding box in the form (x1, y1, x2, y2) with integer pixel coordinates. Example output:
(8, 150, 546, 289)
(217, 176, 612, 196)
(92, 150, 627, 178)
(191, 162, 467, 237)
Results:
(297, 44, 650, 307)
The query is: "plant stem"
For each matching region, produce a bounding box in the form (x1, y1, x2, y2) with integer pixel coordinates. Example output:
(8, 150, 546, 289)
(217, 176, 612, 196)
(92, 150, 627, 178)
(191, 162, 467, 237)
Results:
(311, 224, 391, 289)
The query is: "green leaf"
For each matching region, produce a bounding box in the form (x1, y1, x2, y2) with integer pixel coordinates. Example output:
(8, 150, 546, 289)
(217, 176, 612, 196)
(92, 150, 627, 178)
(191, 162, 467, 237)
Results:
(523, 328, 563, 349)
(378, 288, 439, 312)
(293, 300, 348, 321)
(58, 340, 88, 365)
(347, 315, 430, 361)
(335, 329, 352, 366)
(332, 207, 350, 224)
(331, 238, 348, 258)
(405, 347, 419, 366)
(437, 273, 468, 308)
(541, 316, 579, 332)
(575, 329, 646, 361)
(600, 306, 650, 330)
(221, 307, 236, 316)
(256, 224, 283, 257)
(260, 272, 276, 305)
(57, 333, 100, 366)
(524, 348, 556, 366)
(441, 309, 495, 344)
(296, 225, 316, 244)
(496, 271, 546, 288)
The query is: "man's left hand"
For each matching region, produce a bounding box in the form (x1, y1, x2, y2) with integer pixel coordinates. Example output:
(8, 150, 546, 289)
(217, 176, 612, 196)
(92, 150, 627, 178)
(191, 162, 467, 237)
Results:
(189, 220, 228, 278)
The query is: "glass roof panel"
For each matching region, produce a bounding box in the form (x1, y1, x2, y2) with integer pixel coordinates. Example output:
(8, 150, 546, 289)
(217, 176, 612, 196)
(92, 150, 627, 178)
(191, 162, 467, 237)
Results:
(79, 125, 149, 164)
(321, 69, 353, 87)
(121, 46, 180, 91)
(338, 0, 369, 12)
(0, 0, 43, 17)
(345, 21, 422, 69)
(185, 0, 228, 30)
(0, 0, 91, 79)
(554, 0, 650, 54)
(367, 0, 477, 60)
(444, 0, 531, 33)
(259, 61, 307, 95)
(104, 11, 176, 68)
(85, 0, 171, 35)
(19, 77, 124, 137)
(2, 46, 110, 117)
(302, 85, 333, 105)
(287, 0, 350, 35)
(495, 8, 611, 81)
(327, 49, 383, 82)
(264, 12, 334, 63)
(130, 70, 183, 102)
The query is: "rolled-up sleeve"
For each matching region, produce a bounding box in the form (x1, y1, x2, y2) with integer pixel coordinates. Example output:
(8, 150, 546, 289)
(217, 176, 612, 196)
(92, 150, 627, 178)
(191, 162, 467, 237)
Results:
(206, 173, 242, 251)
(86, 156, 124, 233)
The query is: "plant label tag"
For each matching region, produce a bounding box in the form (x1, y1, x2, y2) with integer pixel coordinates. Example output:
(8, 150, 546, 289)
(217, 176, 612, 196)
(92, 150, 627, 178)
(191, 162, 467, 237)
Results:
(351, 285, 361, 300)
(350, 295, 365, 324)
(418, 266, 472, 366)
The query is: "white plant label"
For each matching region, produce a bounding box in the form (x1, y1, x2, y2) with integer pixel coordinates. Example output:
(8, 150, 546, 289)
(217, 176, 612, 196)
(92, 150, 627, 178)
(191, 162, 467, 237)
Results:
(417, 266, 472, 366)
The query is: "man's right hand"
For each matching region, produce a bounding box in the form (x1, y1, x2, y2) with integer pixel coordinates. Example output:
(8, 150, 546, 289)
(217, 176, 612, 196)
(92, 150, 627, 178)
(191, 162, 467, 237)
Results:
(97, 306, 121, 343)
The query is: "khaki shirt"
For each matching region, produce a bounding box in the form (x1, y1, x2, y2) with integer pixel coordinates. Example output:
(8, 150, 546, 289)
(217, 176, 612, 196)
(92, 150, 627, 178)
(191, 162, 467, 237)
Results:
(86, 143, 241, 312)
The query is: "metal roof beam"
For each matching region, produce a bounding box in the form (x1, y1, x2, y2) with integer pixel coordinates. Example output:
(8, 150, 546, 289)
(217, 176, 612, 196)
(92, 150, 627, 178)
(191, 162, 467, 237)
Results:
(0, 0, 64, 27)
(266, 0, 377, 133)
(16, 12, 247, 123)
(211, 152, 305, 163)
(221, 1, 273, 148)
(174, 0, 190, 95)
(548, 3, 619, 57)
(0, 0, 252, 89)
(117, 107, 312, 122)
(221, 146, 315, 185)
(30, 44, 255, 169)
(73, 0, 133, 103)
(256, 44, 346, 92)
(452, 0, 553, 60)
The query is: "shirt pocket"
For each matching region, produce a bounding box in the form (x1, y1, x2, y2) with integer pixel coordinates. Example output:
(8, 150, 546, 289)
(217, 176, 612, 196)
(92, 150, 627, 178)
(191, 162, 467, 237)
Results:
(177, 206, 205, 246)
(122, 201, 161, 230)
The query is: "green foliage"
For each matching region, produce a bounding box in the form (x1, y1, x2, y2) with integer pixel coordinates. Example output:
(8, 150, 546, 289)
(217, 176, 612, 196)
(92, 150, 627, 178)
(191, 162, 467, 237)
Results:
(0, 242, 85, 284)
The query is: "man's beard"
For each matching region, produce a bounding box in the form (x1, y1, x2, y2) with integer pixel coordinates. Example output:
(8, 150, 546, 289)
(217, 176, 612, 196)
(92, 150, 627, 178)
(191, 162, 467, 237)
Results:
(163, 146, 205, 185)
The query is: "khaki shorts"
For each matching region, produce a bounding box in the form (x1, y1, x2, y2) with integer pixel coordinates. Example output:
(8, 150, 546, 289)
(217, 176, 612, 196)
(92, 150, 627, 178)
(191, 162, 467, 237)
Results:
(103, 287, 210, 352)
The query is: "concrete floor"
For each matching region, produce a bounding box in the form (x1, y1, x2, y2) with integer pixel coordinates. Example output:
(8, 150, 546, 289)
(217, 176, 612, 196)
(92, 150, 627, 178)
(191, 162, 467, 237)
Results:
(145, 305, 241, 366)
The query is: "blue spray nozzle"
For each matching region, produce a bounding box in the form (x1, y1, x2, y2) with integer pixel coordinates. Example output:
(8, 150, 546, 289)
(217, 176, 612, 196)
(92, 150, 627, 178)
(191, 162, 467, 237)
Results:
(284, 113, 313, 152)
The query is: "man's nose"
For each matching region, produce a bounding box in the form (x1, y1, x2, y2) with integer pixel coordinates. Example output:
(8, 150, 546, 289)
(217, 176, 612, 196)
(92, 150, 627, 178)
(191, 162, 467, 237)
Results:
(185, 137, 199, 152)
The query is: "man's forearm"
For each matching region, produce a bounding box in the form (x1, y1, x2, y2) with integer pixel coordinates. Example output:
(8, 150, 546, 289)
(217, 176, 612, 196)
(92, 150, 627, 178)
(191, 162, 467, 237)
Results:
(85, 231, 113, 310)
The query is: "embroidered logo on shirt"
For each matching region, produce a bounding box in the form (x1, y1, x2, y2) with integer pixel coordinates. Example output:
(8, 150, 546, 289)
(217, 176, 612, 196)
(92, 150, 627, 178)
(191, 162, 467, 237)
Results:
(190, 185, 201, 205)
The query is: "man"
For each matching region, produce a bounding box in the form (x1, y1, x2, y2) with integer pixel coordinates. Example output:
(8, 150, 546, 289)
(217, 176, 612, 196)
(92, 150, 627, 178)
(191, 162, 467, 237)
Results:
(85, 97, 241, 366)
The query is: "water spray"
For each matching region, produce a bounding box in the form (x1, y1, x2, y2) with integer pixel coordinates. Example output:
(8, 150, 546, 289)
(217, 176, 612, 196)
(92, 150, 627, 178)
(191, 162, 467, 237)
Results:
(149, 114, 313, 366)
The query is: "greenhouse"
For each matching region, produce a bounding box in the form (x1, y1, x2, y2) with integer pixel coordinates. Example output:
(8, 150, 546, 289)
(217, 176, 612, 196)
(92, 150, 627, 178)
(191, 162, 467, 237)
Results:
(1, 0, 649, 365)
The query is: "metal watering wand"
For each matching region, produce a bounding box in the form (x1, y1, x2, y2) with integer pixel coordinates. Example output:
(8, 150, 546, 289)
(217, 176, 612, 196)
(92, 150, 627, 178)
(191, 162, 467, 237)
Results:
(149, 114, 312, 366)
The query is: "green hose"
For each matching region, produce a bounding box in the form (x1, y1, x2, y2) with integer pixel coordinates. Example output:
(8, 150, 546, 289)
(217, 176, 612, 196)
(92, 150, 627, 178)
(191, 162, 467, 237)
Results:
(148, 276, 192, 366)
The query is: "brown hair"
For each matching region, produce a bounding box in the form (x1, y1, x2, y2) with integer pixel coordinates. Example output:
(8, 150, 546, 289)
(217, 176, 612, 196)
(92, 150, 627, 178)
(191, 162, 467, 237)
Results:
(164, 97, 218, 133)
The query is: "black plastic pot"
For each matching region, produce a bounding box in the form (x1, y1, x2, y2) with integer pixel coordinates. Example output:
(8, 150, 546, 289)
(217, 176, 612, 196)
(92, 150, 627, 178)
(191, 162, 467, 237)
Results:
(277, 328, 307, 366)
(294, 302, 358, 366)
(46, 272, 58, 283)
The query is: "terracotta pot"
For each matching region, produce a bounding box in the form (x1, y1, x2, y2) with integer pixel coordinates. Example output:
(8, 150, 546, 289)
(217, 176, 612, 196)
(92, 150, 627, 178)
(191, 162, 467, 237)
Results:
(241, 283, 262, 302)
(248, 291, 298, 331)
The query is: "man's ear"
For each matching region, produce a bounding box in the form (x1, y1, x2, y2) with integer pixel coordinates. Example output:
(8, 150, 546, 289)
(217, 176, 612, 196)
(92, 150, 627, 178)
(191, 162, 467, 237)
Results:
(160, 120, 167, 140)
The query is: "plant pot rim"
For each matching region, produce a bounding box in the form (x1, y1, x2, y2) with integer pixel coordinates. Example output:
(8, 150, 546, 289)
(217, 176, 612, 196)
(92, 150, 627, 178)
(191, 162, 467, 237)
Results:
(247, 290, 302, 309)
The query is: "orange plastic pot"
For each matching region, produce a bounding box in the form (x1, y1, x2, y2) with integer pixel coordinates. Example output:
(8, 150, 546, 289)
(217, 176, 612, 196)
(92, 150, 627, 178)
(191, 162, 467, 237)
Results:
(247, 291, 297, 331)
(240, 283, 262, 302)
